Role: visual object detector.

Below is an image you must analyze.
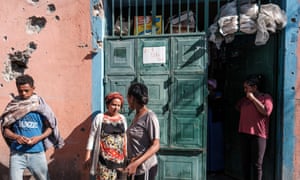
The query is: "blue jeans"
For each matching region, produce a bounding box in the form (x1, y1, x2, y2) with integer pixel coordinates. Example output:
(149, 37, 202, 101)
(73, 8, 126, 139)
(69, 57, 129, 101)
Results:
(10, 151, 50, 180)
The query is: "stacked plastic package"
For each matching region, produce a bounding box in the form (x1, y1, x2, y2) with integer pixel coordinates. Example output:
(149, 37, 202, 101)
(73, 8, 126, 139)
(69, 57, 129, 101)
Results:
(209, 0, 287, 49)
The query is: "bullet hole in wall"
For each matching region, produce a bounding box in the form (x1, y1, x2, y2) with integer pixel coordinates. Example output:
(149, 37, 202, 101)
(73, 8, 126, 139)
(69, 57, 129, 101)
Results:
(3, 36, 7, 41)
(27, 0, 39, 5)
(47, 4, 56, 13)
(26, 16, 47, 34)
(2, 42, 38, 81)
(78, 43, 88, 48)
(55, 15, 60, 21)
(28, 0, 39, 3)
(9, 51, 30, 68)
(29, 16, 46, 29)
(28, 41, 37, 52)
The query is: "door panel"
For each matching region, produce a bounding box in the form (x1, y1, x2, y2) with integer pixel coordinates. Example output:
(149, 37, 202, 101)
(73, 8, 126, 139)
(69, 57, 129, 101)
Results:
(140, 75, 169, 147)
(140, 75, 169, 110)
(172, 75, 205, 115)
(105, 39, 135, 75)
(138, 38, 170, 74)
(172, 36, 207, 73)
(171, 113, 204, 148)
(158, 154, 204, 180)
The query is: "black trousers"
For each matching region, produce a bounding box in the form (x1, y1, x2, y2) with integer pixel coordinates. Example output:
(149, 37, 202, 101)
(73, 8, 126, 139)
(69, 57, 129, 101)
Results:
(127, 165, 158, 180)
(240, 133, 267, 180)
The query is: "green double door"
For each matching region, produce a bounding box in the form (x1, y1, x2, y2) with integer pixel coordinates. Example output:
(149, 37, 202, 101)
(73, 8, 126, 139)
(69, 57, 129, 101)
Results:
(104, 35, 208, 180)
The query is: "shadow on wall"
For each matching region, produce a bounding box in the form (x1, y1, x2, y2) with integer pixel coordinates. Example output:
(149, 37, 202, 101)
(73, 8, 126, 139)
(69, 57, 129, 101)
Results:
(48, 112, 98, 180)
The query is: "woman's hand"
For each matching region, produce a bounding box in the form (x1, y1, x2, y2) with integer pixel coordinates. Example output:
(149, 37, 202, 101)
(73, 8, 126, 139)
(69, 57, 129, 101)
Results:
(83, 158, 91, 170)
(247, 92, 268, 116)
(125, 161, 139, 175)
(83, 150, 92, 170)
(246, 92, 255, 101)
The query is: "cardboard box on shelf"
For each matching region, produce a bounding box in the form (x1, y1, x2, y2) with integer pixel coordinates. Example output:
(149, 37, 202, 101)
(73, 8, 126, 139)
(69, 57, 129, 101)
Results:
(166, 11, 195, 33)
(134, 16, 162, 35)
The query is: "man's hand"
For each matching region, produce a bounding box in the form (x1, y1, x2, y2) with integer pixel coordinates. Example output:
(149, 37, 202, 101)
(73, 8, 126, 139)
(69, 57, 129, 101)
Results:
(16, 135, 31, 144)
(27, 136, 40, 145)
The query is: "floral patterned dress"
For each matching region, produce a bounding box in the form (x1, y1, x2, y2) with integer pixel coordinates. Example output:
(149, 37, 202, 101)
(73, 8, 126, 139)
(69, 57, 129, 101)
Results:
(96, 114, 127, 180)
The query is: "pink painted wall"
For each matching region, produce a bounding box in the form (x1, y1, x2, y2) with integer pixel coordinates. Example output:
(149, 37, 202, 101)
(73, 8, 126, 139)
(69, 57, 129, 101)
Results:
(0, 0, 92, 179)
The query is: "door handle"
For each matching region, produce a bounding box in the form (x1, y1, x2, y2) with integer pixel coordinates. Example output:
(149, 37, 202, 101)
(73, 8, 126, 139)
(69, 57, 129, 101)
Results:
(196, 104, 204, 116)
(162, 103, 169, 114)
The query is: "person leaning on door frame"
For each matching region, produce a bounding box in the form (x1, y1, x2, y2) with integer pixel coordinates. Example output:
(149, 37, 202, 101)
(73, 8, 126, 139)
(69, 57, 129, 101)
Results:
(235, 74, 273, 180)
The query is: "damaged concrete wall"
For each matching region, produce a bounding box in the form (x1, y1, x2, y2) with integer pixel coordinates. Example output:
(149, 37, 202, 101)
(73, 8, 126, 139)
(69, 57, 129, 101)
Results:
(0, 0, 92, 179)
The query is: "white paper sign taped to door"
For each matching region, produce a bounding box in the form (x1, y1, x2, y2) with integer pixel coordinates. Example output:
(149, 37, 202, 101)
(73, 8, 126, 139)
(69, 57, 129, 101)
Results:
(143, 46, 166, 64)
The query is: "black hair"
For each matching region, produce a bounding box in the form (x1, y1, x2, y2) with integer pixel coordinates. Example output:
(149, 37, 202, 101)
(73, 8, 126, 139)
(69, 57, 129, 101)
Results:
(127, 82, 149, 105)
(244, 74, 264, 90)
(16, 74, 34, 87)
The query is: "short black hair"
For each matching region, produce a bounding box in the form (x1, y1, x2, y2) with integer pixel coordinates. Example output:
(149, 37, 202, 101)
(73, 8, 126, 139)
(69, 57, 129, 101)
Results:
(16, 74, 34, 87)
(127, 82, 149, 105)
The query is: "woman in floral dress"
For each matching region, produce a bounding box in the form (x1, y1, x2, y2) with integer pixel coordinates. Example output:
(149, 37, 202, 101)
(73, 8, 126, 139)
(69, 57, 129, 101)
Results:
(84, 92, 127, 180)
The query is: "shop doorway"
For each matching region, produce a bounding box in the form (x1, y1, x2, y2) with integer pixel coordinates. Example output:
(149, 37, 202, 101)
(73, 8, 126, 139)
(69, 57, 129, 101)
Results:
(207, 34, 278, 180)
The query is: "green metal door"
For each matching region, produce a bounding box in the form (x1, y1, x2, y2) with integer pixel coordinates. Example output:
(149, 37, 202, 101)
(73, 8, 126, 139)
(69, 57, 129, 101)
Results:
(104, 34, 208, 180)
